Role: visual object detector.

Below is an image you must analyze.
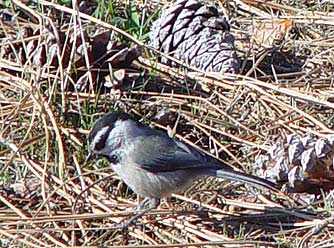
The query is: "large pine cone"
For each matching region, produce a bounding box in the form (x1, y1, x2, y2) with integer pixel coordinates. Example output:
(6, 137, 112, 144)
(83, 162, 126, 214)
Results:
(255, 133, 334, 194)
(150, 0, 239, 73)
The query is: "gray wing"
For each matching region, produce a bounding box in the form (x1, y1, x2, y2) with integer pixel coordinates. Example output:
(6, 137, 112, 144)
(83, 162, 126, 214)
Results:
(128, 134, 279, 192)
(130, 135, 228, 173)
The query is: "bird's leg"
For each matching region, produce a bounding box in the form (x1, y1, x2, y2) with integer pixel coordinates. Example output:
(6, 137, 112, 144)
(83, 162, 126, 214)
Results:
(114, 198, 160, 228)
(133, 197, 150, 212)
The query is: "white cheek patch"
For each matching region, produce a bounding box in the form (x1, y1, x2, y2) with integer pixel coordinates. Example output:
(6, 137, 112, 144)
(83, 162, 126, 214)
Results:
(91, 126, 110, 151)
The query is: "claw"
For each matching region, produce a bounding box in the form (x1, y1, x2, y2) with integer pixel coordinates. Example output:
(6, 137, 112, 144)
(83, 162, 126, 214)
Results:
(113, 198, 160, 228)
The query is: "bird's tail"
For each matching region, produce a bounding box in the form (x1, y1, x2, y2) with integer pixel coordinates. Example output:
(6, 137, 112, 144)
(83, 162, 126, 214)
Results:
(215, 169, 280, 193)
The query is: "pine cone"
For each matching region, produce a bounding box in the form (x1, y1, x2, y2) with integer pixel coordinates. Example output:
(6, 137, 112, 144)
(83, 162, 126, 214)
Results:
(0, 178, 42, 205)
(255, 133, 334, 194)
(150, 0, 239, 73)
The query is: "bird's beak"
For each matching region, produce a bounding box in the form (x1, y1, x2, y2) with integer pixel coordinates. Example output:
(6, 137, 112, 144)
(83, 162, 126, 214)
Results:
(84, 152, 94, 164)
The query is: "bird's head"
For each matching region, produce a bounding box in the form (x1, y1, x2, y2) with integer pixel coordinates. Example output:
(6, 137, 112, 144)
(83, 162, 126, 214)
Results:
(85, 111, 132, 163)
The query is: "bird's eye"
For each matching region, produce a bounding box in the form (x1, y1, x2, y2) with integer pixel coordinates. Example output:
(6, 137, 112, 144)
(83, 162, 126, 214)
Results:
(106, 154, 119, 164)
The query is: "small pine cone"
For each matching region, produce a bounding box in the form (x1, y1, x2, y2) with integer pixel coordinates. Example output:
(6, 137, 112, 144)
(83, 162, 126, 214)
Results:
(255, 133, 334, 194)
(0, 178, 42, 203)
(150, 0, 239, 73)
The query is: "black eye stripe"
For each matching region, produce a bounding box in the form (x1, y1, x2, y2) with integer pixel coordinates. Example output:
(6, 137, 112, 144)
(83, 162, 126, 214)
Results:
(89, 112, 131, 142)
(88, 120, 114, 144)
(88, 111, 134, 152)
(94, 127, 112, 151)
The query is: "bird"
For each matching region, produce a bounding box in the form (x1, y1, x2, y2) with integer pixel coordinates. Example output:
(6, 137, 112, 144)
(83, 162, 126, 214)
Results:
(86, 111, 280, 227)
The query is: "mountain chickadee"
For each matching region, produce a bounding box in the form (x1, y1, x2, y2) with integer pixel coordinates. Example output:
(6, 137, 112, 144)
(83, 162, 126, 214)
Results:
(86, 111, 279, 227)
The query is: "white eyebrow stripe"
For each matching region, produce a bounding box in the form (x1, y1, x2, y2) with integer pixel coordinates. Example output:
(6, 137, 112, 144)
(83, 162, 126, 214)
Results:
(91, 126, 110, 150)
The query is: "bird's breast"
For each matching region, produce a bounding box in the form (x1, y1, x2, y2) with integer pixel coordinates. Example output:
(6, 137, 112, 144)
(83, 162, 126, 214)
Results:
(111, 162, 201, 199)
